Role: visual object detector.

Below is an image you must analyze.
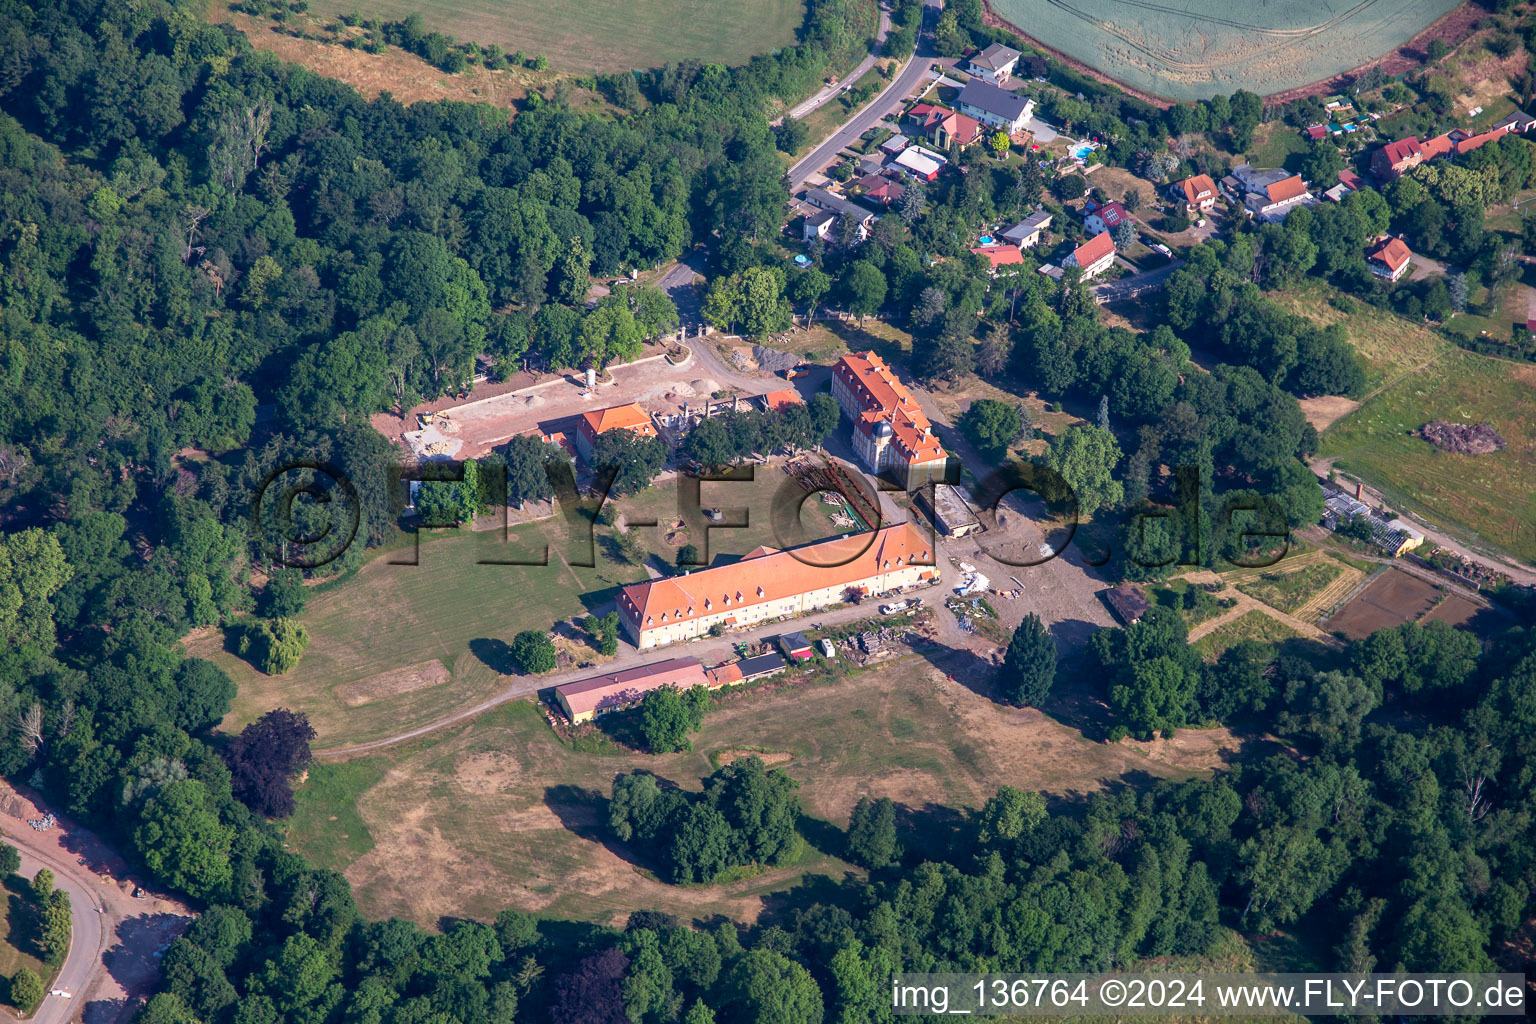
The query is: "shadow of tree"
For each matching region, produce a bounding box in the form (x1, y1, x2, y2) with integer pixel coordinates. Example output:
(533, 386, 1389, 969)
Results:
(469, 637, 517, 675)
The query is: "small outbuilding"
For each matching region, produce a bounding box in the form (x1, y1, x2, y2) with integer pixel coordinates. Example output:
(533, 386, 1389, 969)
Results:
(1104, 584, 1150, 625)
(778, 632, 814, 661)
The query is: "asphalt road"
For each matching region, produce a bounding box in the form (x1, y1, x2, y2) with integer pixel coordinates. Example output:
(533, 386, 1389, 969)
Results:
(3, 832, 107, 1024)
(777, 5, 893, 124)
(787, 0, 942, 189)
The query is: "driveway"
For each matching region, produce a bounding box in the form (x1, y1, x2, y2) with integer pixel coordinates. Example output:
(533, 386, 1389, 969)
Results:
(787, 0, 943, 189)
(1091, 258, 1183, 302)
(0, 784, 193, 1024)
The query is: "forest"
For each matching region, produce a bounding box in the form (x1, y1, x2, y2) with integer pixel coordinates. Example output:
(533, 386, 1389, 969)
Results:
(0, 0, 1530, 1021)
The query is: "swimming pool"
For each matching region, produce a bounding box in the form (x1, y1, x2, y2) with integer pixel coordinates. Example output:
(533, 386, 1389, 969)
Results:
(978, 235, 995, 246)
(1073, 144, 1095, 160)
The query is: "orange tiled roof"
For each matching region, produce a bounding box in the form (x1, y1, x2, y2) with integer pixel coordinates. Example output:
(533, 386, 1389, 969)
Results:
(1420, 134, 1454, 159)
(1265, 175, 1309, 203)
(833, 351, 946, 465)
(971, 245, 1025, 268)
(1380, 136, 1423, 166)
(619, 522, 934, 633)
(1369, 236, 1412, 273)
(555, 657, 708, 717)
(1072, 230, 1116, 268)
(1177, 174, 1216, 204)
(580, 402, 655, 440)
(706, 662, 744, 687)
(760, 388, 804, 411)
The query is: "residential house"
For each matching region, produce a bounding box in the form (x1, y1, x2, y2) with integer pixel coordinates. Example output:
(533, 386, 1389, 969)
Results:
(1169, 173, 1218, 214)
(1244, 174, 1313, 221)
(967, 43, 1021, 84)
(1084, 200, 1132, 236)
(802, 187, 876, 242)
(1000, 210, 1052, 249)
(617, 523, 937, 648)
(1367, 236, 1412, 281)
(907, 103, 983, 148)
(956, 80, 1034, 133)
(575, 402, 657, 459)
(832, 350, 950, 488)
(1065, 230, 1117, 279)
(879, 134, 909, 156)
(1231, 164, 1294, 193)
(1371, 136, 1430, 179)
(554, 657, 710, 723)
(970, 244, 1025, 272)
(855, 174, 906, 205)
(892, 146, 945, 182)
(1494, 109, 1536, 134)
(802, 209, 837, 242)
(1305, 124, 1328, 141)
(856, 152, 886, 177)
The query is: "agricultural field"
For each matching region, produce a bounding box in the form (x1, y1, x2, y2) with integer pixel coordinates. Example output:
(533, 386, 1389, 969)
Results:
(1323, 566, 1486, 638)
(1193, 611, 1305, 662)
(1232, 561, 1345, 616)
(989, 0, 1461, 100)
(192, 467, 856, 746)
(286, 656, 1237, 928)
(1319, 349, 1536, 562)
(294, 0, 806, 72)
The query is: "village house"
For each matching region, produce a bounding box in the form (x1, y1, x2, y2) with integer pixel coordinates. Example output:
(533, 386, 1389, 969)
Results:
(617, 522, 938, 648)
(854, 173, 906, 205)
(956, 79, 1035, 133)
(1494, 108, 1536, 134)
(906, 103, 984, 149)
(554, 657, 711, 723)
(1083, 200, 1132, 236)
(970, 244, 1025, 272)
(832, 350, 950, 488)
(758, 388, 803, 413)
(1000, 210, 1051, 249)
(1370, 123, 1518, 181)
(1367, 236, 1412, 282)
(1065, 230, 1117, 279)
(966, 42, 1021, 85)
(1244, 174, 1312, 222)
(802, 187, 877, 243)
(892, 146, 945, 182)
(575, 402, 657, 460)
(1169, 173, 1218, 214)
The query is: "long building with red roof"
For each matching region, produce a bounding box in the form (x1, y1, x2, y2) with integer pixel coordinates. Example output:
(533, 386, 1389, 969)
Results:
(618, 522, 937, 649)
(831, 351, 949, 488)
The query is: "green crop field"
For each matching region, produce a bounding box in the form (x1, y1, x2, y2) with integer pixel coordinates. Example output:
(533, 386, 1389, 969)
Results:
(301, 0, 805, 72)
(990, 0, 1460, 100)
(1320, 350, 1536, 563)
(285, 656, 1226, 928)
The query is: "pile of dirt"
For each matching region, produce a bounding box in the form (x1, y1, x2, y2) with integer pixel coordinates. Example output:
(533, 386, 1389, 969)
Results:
(1415, 420, 1506, 455)
(752, 345, 801, 373)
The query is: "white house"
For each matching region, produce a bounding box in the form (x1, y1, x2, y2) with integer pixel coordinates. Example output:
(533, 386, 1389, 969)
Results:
(967, 43, 1021, 85)
(956, 80, 1034, 134)
(1000, 210, 1051, 249)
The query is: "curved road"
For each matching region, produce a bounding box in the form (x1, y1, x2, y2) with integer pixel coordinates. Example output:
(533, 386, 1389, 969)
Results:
(775, 5, 894, 125)
(3, 840, 105, 1024)
(788, 0, 942, 188)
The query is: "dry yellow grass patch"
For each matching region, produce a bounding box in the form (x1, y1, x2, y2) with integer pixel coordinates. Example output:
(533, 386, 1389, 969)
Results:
(339, 660, 451, 707)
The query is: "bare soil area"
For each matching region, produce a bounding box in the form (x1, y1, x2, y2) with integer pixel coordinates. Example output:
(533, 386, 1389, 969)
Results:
(339, 660, 451, 707)
(1324, 567, 1440, 638)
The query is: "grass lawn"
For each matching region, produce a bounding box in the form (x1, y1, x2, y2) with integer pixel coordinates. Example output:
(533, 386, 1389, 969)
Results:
(286, 655, 1235, 928)
(1265, 280, 1452, 390)
(1441, 269, 1534, 346)
(1319, 349, 1536, 563)
(299, 0, 806, 73)
(1193, 611, 1304, 663)
(1243, 124, 1310, 172)
(1150, 578, 1229, 628)
(195, 467, 858, 746)
(1232, 562, 1344, 616)
(0, 887, 53, 1013)
(786, 63, 897, 161)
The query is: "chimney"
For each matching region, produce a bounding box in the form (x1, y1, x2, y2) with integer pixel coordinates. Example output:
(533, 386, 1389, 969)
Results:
(1355, 482, 1362, 500)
